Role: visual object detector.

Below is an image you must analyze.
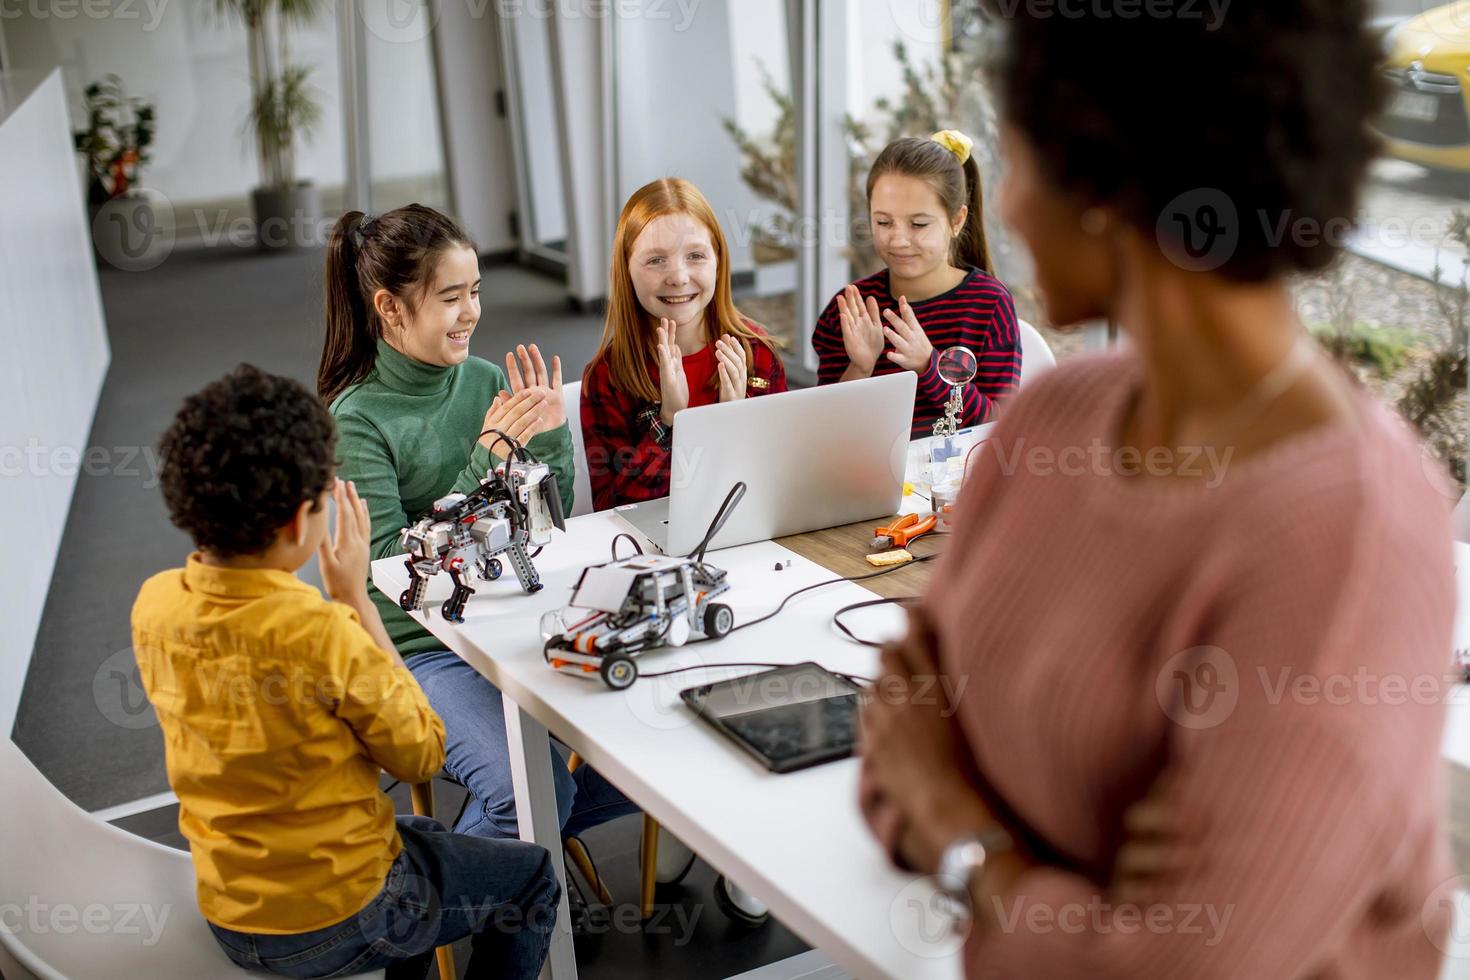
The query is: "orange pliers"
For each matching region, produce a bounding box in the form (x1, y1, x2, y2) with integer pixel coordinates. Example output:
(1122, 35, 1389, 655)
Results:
(870, 512, 937, 552)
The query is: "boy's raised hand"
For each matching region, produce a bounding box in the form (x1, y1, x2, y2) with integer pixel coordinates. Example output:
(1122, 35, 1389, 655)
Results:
(656, 318, 689, 426)
(319, 478, 372, 604)
(504, 343, 566, 433)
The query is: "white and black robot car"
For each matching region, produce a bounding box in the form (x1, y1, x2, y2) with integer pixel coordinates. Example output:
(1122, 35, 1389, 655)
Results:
(542, 553, 735, 689)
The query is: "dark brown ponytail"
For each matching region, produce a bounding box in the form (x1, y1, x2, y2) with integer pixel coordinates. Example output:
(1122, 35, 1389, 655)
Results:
(319, 210, 373, 405)
(956, 154, 994, 276)
(317, 204, 476, 405)
(866, 136, 994, 277)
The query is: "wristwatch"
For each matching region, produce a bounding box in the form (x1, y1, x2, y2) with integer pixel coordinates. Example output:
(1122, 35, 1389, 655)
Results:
(936, 826, 1013, 904)
(638, 405, 673, 450)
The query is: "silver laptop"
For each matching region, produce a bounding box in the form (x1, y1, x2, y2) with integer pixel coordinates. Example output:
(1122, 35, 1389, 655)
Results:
(615, 371, 917, 555)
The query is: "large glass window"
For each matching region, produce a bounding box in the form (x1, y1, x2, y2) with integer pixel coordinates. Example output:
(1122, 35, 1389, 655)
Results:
(612, 0, 797, 352)
(358, 0, 449, 213)
(1313, 0, 1469, 484)
(5, 1, 347, 245)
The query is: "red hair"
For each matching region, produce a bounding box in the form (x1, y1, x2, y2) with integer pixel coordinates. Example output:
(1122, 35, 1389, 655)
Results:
(590, 177, 777, 403)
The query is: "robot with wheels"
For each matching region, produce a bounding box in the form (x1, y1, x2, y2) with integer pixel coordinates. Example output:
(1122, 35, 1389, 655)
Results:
(542, 553, 735, 689)
(398, 439, 565, 624)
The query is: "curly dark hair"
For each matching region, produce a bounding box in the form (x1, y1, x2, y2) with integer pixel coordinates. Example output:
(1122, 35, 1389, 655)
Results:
(991, 0, 1386, 282)
(159, 365, 337, 558)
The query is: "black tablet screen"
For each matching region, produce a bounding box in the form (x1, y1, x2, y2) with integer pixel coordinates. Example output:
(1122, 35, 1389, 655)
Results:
(682, 663, 862, 771)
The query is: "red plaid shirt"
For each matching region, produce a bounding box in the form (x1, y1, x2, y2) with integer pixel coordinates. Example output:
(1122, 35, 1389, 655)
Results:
(812, 267, 1022, 438)
(581, 324, 788, 511)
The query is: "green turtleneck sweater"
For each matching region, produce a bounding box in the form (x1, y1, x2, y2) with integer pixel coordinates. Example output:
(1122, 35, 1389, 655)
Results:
(331, 339, 575, 658)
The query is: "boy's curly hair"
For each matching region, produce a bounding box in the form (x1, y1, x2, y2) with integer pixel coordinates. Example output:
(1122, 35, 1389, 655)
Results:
(159, 365, 337, 558)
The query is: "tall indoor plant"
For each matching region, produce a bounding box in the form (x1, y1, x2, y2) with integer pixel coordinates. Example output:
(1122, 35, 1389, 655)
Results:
(216, 0, 325, 249)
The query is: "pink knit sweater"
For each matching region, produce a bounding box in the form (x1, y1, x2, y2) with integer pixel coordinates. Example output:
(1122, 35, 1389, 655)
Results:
(925, 351, 1457, 978)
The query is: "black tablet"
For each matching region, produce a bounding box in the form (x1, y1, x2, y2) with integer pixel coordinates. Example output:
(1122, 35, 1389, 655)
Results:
(680, 662, 863, 773)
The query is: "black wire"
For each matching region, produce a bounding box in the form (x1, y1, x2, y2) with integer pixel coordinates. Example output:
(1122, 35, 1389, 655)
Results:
(477, 427, 524, 465)
(638, 660, 803, 679)
(688, 482, 747, 563)
(698, 551, 940, 638)
(833, 596, 920, 647)
(610, 533, 644, 560)
(901, 528, 943, 550)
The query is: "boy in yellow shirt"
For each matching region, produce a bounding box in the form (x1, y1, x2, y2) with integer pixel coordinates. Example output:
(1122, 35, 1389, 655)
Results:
(132, 365, 558, 979)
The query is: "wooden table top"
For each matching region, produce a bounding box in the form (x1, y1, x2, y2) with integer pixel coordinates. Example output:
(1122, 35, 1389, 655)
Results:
(774, 512, 943, 600)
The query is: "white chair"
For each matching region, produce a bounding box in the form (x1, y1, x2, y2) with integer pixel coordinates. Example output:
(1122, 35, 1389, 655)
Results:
(562, 380, 594, 517)
(1017, 318, 1057, 386)
(0, 738, 383, 980)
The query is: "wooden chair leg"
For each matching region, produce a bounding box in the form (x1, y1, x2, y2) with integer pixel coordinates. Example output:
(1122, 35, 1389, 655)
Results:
(409, 781, 435, 819)
(409, 781, 458, 980)
(640, 814, 660, 920)
(565, 836, 613, 904)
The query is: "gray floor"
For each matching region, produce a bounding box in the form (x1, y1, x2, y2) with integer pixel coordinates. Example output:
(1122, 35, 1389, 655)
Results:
(13, 243, 811, 979)
(14, 243, 609, 811)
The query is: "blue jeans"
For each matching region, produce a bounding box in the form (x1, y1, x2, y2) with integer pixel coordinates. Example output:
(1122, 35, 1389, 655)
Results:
(209, 816, 558, 980)
(407, 648, 639, 839)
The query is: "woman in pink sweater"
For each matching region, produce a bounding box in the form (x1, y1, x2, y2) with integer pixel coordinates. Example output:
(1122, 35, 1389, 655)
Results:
(858, 4, 1459, 978)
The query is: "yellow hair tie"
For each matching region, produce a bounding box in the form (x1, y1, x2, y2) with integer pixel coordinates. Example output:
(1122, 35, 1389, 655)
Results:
(931, 129, 973, 165)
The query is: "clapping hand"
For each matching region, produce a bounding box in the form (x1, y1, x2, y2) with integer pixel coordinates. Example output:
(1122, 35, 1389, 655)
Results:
(656, 318, 690, 425)
(882, 297, 934, 373)
(715, 335, 748, 403)
(837, 285, 884, 377)
(504, 343, 565, 431)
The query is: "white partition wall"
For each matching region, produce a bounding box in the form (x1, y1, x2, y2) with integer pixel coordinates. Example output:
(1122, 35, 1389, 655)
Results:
(0, 69, 111, 733)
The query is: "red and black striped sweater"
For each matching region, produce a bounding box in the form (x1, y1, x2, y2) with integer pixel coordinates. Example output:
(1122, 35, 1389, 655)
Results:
(812, 266, 1022, 438)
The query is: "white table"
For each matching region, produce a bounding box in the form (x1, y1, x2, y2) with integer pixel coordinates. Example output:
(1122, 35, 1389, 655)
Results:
(372, 510, 964, 980)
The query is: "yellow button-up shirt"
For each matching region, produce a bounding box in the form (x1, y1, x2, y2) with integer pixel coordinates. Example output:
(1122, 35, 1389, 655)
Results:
(131, 554, 446, 933)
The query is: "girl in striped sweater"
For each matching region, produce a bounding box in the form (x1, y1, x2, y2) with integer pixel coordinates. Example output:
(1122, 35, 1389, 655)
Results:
(813, 131, 1022, 438)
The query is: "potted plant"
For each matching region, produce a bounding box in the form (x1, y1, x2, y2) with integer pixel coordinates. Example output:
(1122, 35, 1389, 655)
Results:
(216, 0, 326, 250)
(74, 75, 157, 258)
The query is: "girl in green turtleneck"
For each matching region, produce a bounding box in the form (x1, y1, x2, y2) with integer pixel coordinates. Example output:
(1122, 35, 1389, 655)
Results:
(319, 203, 636, 841)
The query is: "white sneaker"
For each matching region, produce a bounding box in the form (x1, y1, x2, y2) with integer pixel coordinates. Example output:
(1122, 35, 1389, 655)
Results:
(647, 830, 697, 885)
(714, 874, 769, 927)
